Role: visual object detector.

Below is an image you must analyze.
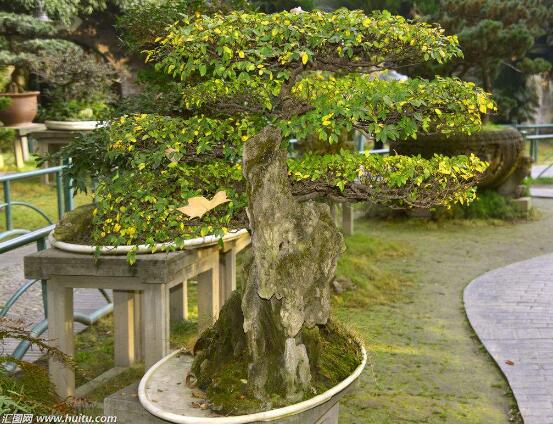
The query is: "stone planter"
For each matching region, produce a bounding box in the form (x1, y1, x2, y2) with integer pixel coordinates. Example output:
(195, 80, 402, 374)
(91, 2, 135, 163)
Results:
(137, 345, 366, 424)
(0, 91, 40, 126)
(44, 120, 103, 131)
(389, 128, 530, 196)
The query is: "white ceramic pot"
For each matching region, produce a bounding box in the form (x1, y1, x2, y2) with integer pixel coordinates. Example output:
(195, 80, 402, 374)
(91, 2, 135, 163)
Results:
(49, 228, 249, 255)
(138, 342, 367, 424)
(44, 120, 105, 131)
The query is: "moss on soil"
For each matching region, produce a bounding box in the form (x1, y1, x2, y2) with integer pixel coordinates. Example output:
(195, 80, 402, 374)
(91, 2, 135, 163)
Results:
(191, 291, 362, 415)
(53, 204, 95, 244)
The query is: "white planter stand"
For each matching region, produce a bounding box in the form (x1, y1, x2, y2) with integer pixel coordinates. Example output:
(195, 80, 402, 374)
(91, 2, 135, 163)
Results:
(104, 345, 365, 424)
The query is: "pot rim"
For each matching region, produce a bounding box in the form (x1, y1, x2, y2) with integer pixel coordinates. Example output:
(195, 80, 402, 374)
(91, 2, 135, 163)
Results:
(45, 120, 101, 124)
(138, 340, 367, 423)
(0, 91, 40, 97)
(48, 228, 249, 255)
(44, 120, 106, 130)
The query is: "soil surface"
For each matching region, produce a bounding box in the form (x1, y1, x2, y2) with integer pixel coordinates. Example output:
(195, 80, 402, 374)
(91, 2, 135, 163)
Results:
(338, 198, 553, 423)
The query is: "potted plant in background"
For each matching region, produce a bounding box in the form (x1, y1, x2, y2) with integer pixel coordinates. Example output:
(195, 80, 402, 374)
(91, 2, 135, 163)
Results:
(56, 6, 492, 421)
(0, 13, 57, 126)
(33, 45, 117, 131)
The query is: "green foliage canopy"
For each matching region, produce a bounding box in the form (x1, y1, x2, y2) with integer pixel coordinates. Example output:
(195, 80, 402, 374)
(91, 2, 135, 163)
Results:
(62, 8, 491, 253)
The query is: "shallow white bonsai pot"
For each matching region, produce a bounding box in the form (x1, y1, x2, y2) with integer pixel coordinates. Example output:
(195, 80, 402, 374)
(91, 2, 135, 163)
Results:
(44, 120, 106, 131)
(138, 343, 367, 424)
(48, 228, 249, 255)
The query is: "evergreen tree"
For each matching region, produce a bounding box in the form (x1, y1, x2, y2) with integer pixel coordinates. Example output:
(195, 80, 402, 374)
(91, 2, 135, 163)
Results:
(418, 0, 552, 123)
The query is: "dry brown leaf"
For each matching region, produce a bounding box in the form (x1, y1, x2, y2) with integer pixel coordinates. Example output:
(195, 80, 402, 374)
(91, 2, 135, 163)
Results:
(165, 147, 178, 162)
(191, 389, 206, 399)
(177, 191, 230, 219)
(185, 373, 198, 388)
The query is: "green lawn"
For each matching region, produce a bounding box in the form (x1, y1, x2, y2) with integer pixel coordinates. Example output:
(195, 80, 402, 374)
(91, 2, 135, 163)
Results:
(12, 190, 553, 422)
(0, 176, 92, 233)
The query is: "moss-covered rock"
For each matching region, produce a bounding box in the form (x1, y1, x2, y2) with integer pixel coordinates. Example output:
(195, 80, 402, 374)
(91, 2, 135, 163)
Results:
(53, 204, 95, 245)
(190, 290, 362, 415)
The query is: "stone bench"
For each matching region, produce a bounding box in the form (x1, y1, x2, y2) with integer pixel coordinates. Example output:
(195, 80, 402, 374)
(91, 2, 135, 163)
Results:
(23, 232, 250, 398)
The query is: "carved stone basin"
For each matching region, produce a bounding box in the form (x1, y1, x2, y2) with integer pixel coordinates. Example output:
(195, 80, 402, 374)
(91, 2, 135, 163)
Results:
(390, 128, 529, 194)
(136, 346, 366, 424)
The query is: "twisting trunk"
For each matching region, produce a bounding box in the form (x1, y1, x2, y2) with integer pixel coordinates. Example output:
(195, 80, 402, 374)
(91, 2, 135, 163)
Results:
(241, 125, 344, 401)
(191, 125, 345, 406)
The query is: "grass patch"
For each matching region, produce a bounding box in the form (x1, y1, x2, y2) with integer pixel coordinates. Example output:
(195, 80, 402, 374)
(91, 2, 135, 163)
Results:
(334, 232, 410, 308)
(336, 217, 523, 423)
(84, 367, 144, 404)
(525, 176, 553, 186)
(0, 151, 38, 173)
(0, 176, 92, 233)
(74, 316, 114, 388)
(432, 190, 530, 221)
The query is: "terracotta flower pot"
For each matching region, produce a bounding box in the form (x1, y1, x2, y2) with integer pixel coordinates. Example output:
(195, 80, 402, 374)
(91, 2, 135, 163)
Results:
(0, 91, 40, 126)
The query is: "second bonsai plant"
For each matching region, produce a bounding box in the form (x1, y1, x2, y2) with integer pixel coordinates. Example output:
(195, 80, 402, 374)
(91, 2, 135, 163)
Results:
(33, 44, 117, 131)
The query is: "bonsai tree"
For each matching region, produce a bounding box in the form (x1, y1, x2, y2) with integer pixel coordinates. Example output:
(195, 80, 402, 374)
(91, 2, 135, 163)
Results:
(59, 7, 491, 413)
(33, 46, 117, 121)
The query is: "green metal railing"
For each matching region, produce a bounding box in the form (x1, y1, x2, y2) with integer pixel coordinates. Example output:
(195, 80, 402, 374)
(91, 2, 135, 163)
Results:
(0, 165, 111, 370)
(515, 124, 553, 164)
(1, 165, 73, 242)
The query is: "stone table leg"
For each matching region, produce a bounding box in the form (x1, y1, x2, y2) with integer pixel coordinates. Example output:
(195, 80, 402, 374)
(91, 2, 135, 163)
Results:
(20, 135, 30, 162)
(170, 281, 188, 323)
(133, 291, 143, 363)
(47, 279, 75, 398)
(342, 203, 354, 236)
(113, 290, 136, 367)
(219, 250, 236, 309)
(143, 284, 169, 369)
(197, 265, 219, 333)
(328, 201, 337, 225)
(13, 137, 24, 169)
(36, 142, 50, 184)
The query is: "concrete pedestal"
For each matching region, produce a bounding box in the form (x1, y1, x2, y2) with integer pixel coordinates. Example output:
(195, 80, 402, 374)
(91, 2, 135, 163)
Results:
(24, 246, 220, 398)
(32, 129, 91, 182)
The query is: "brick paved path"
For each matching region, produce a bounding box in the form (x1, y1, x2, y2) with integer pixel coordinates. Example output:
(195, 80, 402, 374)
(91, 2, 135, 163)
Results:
(465, 254, 553, 424)
(1, 245, 111, 362)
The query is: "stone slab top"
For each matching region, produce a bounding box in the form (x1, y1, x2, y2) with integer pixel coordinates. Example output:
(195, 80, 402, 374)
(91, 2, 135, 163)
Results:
(4, 123, 47, 134)
(24, 246, 218, 283)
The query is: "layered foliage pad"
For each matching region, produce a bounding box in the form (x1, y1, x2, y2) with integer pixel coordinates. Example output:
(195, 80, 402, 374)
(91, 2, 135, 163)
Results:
(72, 8, 492, 252)
(91, 116, 485, 249)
